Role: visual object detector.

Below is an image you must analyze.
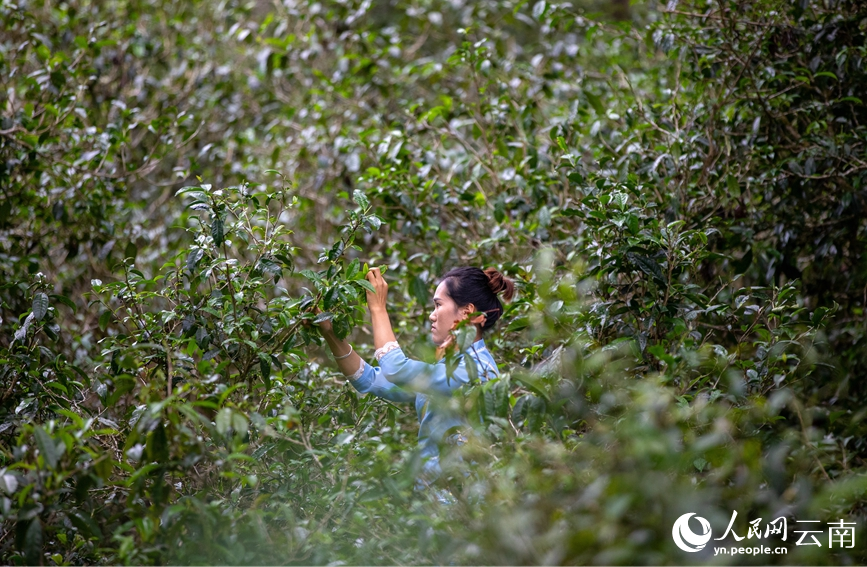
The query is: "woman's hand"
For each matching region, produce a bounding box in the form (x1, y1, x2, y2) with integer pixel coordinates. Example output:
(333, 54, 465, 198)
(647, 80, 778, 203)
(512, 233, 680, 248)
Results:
(365, 266, 398, 349)
(304, 304, 333, 334)
(435, 331, 455, 361)
(365, 267, 389, 312)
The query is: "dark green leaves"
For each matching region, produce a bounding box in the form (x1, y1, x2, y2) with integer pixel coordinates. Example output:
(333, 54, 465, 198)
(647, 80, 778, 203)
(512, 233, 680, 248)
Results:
(67, 510, 103, 539)
(323, 239, 344, 263)
(211, 216, 225, 248)
(146, 423, 169, 463)
(585, 90, 605, 115)
(49, 294, 76, 313)
(409, 276, 429, 305)
(355, 279, 376, 294)
(257, 258, 282, 281)
(352, 190, 369, 210)
(33, 426, 63, 469)
(313, 311, 335, 324)
(512, 394, 546, 432)
(626, 252, 666, 287)
(22, 519, 43, 566)
(32, 293, 48, 321)
(258, 352, 272, 389)
(482, 378, 511, 422)
(98, 310, 112, 332)
(187, 248, 205, 272)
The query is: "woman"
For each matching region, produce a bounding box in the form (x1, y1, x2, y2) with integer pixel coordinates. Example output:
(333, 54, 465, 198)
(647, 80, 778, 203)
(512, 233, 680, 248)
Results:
(315, 266, 514, 485)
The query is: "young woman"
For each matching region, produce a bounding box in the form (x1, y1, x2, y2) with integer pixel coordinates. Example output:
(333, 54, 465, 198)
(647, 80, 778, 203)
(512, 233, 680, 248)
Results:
(315, 266, 515, 485)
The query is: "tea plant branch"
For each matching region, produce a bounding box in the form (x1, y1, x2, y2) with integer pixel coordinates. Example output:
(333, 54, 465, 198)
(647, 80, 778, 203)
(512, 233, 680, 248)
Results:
(222, 241, 240, 322)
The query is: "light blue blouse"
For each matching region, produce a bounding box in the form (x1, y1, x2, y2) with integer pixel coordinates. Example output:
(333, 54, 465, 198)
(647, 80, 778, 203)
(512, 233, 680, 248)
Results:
(347, 338, 500, 481)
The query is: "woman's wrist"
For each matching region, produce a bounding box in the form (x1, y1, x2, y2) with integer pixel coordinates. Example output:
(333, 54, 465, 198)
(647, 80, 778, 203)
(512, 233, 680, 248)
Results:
(368, 305, 388, 317)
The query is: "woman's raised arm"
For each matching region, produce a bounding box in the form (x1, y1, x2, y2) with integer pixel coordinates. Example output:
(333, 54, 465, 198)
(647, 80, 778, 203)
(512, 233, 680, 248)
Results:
(364, 267, 398, 350)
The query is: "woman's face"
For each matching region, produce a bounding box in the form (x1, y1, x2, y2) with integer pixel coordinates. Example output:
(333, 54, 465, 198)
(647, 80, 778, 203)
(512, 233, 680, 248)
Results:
(429, 281, 469, 346)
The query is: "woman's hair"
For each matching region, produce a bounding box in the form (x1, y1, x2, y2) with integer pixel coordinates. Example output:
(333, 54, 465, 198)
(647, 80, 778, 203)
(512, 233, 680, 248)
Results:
(440, 266, 515, 332)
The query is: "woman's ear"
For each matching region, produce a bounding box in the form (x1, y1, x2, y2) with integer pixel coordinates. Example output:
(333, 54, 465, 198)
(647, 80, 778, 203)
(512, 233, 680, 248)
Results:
(465, 303, 486, 325)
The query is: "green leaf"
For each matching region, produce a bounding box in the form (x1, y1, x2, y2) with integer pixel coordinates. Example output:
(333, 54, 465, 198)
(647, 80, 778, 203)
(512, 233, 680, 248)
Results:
(32, 293, 49, 321)
(23, 519, 43, 566)
(323, 286, 339, 310)
(327, 239, 345, 262)
(98, 310, 112, 332)
(34, 426, 63, 469)
(353, 190, 370, 210)
(67, 509, 103, 538)
(483, 386, 496, 420)
(1, 473, 18, 494)
(314, 311, 334, 323)
(259, 352, 271, 390)
(626, 252, 666, 286)
(187, 248, 204, 272)
(106, 376, 136, 408)
(332, 317, 350, 340)
(49, 294, 76, 313)
(355, 279, 376, 294)
(626, 214, 640, 235)
(146, 423, 169, 463)
(513, 394, 546, 430)
(466, 356, 479, 384)
(346, 258, 360, 279)
(726, 174, 741, 198)
(232, 412, 249, 437)
(124, 241, 138, 262)
(300, 269, 321, 284)
(455, 325, 476, 352)
(215, 408, 232, 436)
(365, 215, 382, 231)
(647, 344, 677, 367)
(585, 91, 605, 115)
(506, 315, 529, 332)
(257, 257, 282, 281)
(212, 216, 224, 248)
(410, 276, 429, 305)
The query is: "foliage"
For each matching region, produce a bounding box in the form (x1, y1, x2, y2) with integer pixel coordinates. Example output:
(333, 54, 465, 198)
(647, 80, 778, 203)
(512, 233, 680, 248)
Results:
(1, 0, 865, 564)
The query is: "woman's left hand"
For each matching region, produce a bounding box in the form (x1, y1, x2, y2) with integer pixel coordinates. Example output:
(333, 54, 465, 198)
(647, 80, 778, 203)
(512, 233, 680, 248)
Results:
(302, 304, 333, 333)
(365, 267, 389, 312)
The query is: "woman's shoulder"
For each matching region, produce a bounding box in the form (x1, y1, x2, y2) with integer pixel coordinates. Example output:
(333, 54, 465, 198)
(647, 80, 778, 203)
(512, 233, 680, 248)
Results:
(468, 338, 494, 358)
(468, 339, 499, 378)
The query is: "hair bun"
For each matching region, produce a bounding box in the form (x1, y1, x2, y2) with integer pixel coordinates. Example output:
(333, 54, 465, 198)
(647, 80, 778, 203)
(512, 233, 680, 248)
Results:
(483, 267, 515, 302)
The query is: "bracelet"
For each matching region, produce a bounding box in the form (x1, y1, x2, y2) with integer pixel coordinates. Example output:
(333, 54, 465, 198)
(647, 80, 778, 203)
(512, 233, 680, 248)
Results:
(334, 344, 354, 360)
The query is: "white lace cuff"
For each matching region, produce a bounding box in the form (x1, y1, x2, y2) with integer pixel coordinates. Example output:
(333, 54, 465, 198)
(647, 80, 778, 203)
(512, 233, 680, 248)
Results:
(345, 359, 365, 381)
(374, 341, 401, 362)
